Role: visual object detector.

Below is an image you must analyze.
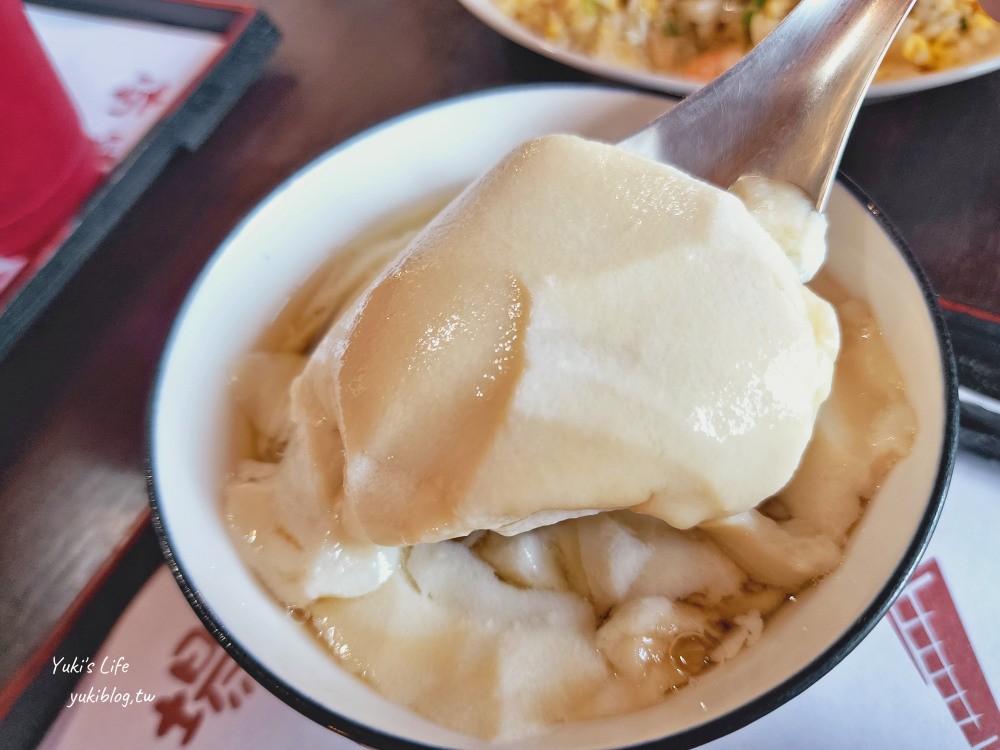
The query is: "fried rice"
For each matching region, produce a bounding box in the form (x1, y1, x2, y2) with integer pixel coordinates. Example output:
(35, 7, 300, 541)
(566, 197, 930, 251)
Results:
(494, 0, 1000, 81)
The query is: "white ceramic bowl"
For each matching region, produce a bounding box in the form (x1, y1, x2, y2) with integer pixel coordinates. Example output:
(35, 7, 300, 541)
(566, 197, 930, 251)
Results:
(149, 84, 958, 750)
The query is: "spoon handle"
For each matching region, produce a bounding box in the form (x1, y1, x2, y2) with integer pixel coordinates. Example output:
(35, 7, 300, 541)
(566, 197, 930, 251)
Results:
(619, 0, 917, 210)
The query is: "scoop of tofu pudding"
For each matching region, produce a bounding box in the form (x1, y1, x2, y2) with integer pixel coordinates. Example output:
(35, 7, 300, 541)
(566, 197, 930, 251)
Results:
(224, 135, 915, 740)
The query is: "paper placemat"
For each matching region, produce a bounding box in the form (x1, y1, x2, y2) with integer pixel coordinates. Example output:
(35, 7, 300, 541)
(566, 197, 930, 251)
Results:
(27, 4, 227, 169)
(37, 452, 999, 749)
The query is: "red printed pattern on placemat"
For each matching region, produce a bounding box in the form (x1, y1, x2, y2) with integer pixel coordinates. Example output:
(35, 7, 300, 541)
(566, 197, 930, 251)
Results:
(889, 558, 1000, 749)
(153, 626, 255, 746)
(98, 72, 171, 167)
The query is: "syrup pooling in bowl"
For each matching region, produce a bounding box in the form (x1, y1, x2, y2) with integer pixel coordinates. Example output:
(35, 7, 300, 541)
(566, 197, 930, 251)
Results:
(223, 198, 916, 740)
(224, 137, 911, 739)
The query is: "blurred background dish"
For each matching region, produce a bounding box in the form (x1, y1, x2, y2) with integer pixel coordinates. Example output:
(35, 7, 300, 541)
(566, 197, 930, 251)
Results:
(457, 0, 1000, 98)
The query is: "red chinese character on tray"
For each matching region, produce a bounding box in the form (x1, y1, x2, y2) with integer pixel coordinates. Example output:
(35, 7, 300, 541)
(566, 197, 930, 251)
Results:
(153, 627, 255, 746)
(95, 132, 124, 170)
(889, 558, 1000, 749)
(109, 73, 168, 118)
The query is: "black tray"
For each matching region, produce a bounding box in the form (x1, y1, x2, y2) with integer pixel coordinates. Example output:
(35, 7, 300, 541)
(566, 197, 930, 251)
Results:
(0, 0, 280, 360)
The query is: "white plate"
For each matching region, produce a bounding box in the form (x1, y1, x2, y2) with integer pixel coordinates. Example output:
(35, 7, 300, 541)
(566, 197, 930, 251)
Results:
(150, 84, 956, 750)
(457, 0, 1000, 100)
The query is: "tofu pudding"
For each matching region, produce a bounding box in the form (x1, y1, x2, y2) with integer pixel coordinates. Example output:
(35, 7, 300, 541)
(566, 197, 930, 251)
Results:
(223, 136, 915, 740)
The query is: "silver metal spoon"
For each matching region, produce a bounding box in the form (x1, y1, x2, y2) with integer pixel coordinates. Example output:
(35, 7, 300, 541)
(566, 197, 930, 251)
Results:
(619, 0, 917, 210)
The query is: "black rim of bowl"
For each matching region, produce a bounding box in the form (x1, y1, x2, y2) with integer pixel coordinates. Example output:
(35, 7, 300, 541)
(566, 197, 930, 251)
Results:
(146, 83, 960, 750)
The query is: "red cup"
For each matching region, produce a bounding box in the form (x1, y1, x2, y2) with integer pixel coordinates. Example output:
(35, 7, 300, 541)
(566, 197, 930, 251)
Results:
(0, 0, 102, 257)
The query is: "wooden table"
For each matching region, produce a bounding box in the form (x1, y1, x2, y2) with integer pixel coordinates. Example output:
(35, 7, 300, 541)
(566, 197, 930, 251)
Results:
(1, 0, 998, 740)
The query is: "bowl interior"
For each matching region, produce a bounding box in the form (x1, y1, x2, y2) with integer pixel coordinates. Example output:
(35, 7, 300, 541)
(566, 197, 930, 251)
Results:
(151, 85, 953, 750)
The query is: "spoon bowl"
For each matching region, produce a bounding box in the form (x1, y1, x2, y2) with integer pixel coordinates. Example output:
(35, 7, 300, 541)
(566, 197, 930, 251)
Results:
(620, 0, 917, 209)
